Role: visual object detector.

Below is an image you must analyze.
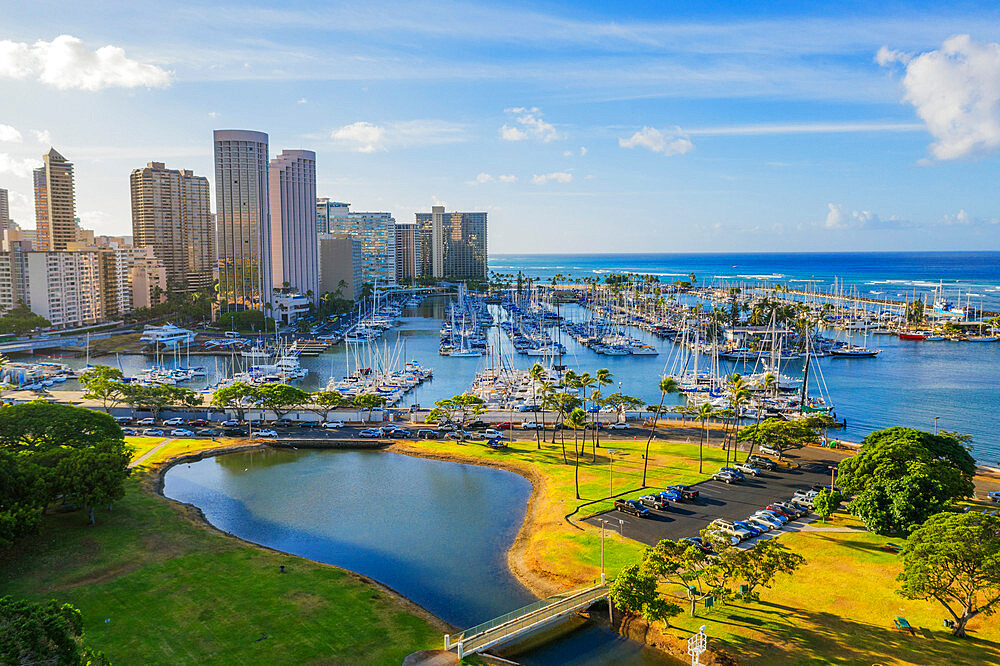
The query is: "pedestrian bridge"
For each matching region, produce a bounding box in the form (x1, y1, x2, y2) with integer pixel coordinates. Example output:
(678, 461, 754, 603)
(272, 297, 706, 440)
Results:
(444, 577, 609, 658)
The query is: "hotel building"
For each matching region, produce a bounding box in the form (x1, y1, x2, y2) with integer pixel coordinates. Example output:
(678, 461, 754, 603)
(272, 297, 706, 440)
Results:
(415, 206, 487, 281)
(33, 148, 78, 251)
(269, 150, 318, 302)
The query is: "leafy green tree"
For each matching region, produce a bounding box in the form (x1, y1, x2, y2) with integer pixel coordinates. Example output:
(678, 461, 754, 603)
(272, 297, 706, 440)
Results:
(897, 512, 1000, 637)
(354, 393, 388, 423)
(728, 539, 805, 601)
(425, 393, 486, 430)
(736, 418, 818, 455)
(0, 402, 122, 452)
(0, 452, 44, 547)
(643, 376, 679, 486)
(0, 596, 109, 665)
(0, 304, 50, 336)
(79, 365, 126, 413)
(849, 461, 954, 535)
(255, 383, 310, 420)
(812, 488, 843, 522)
(210, 382, 259, 423)
(308, 390, 350, 422)
(642, 539, 713, 616)
(122, 384, 201, 421)
(54, 442, 131, 525)
(609, 563, 683, 629)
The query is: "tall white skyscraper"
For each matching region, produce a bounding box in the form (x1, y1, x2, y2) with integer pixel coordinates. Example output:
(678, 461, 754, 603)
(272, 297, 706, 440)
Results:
(269, 150, 318, 302)
(213, 130, 271, 312)
(0, 188, 9, 232)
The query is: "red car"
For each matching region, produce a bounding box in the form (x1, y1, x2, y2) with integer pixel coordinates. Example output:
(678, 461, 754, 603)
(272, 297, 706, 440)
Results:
(496, 421, 514, 430)
(765, 504, 796, 520)
(187, 419, 208, 426)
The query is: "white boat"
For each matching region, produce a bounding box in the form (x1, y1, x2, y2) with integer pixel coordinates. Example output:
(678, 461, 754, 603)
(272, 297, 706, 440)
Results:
(140, 323, 197, 349)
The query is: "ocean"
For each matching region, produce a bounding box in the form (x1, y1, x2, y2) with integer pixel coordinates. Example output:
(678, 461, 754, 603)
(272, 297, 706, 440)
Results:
(491, 252, 1000, 465)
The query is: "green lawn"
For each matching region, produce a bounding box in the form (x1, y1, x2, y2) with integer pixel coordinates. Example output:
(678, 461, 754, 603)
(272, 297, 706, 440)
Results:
(0, 472, 441, 665)
(664, 513, 1000, 665)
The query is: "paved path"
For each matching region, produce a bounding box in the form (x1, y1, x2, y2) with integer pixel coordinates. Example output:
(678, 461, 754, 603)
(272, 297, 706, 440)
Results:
(129, 438, 174, 468)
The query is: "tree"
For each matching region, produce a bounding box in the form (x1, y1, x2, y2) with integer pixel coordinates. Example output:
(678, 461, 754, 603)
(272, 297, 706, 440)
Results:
(897, 512, 1000, 637)
(78, 365, 127, 413)
(566, 407, 588, 499)
(548, 392, 580, 463)
(123, 384, 201, 421)
(696, 403, 715, 474)
(0, 596, 109, 665)
(642, 539, 713, 616)
(609, 563, 682, 629)
(54, 442, 131, 525)
(594, 368, 613, 452)
(0, 303, 50, 336)
(643, 376, 679, 486)
(729, 539, 805, 601)
(425, 393, 486, 430)
(736, 418, 818, 456)
(354, 393, 388, 423)
(308, 390, 350, 422)
(528, 363, 547, 450)
(0, 402, 122, 453)
(849, 462, 954, 535)
(812, 488, 843, 522)
(256, 383, 310, 420)
(210, 382, 259, 423)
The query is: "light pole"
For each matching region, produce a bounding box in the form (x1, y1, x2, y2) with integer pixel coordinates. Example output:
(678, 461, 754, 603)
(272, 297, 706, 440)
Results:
(608, 449, 621, 498)
(933, 416, 940, 435)
(829, 465, 837, 490)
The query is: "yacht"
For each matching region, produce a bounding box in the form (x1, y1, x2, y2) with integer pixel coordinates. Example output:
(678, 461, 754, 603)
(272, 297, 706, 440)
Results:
(140, 323, 197, 349)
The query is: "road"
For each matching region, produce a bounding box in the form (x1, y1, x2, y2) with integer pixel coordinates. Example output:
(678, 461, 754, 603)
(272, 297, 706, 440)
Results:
(583, 447, 844, 546)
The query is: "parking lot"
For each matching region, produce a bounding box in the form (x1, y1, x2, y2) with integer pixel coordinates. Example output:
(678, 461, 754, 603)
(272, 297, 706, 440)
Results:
(583, 447, 843, 546)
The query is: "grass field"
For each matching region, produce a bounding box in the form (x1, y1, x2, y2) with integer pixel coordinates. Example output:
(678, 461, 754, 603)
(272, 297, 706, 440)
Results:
(0, 439, 442, 665)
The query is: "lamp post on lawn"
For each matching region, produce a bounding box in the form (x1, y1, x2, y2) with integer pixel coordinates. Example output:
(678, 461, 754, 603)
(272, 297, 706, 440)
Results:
(828, 465, 837, 490)
(933, 415, 940, 435)
(608, 449, 621, 498)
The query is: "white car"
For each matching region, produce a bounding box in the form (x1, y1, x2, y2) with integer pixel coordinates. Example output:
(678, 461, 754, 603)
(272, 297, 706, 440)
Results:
(170, 428, 194, 436)
(759, 445, 782, 457)
(136, 417, 156, 425)
(481, 429, 503, 439)
(746, 516, 775, 531)
(163, 417, 186, 426)
(255, 429, 278, 438)
(322, 420, 345, 428)
(751, 513, 784, 529)
(734, 463, 761, 476)
(520, 421, 543, 430)
(607, 422, 630, 430)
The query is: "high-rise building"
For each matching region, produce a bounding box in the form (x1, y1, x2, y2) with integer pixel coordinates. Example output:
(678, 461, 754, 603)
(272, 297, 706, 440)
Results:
(25, 250, 102, 328)
(0, 240, 30, 315)
(394, 222, 421, 283)
(269, 150, 318, 302)
(0, 187, 10, 232)
(415, 206, 487, 281)
(318, 232, 362, 300)
(214, 130, 272, 313)
(325, 202, 396, 286)
(316, 198, 349, 234)
(130, 161, 214, 292)
(33, 148, 78, 251)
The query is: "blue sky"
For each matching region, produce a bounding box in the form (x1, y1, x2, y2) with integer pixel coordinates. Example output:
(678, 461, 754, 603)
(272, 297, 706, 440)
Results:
(2, 1, 1000, 252)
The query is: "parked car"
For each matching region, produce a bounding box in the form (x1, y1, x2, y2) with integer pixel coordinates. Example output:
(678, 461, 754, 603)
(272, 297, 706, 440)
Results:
(679, 536, 713, 553)
(445, 432, 465, 441)
(517, 404, 539, 412)
(765, 504, 797, 520)
(142, 428, 164, 436)
(481, 429, 503, 439)
(787, 499, 813, 514)
(521, 421, 543, 430)
(495, 421, 514, 430)
(220, 420, 241, 427)
(187, 419, 208, 427)
(756, 509, 789, 525)
(436, 422, 456, 431)
(639, 494, 670, 510)
(255, 429, 278, 438)
(746, 516, 776, 531)
(322, 420, 345, 429)
(552, 422, 570, 430)
(272, 418, 295, 427)
(607, 422, 630, 430)
(137, 417, 156, 426)
(113, 416, 131, 424)
(170, 428, 194, 436)
(416, 429, 439, 439)
(666, 485, 700, 501)
(198, 428, 220, 437)
(163, 417, 185, 426)
(713, 470, 741, 484)
(733, 520, 763, 537)
(466, 420, 488, 430)
(759, 444, 782, 457)
(660, 488, 684, 502)
(388, 428, 413, 438)
(358, 429, 382, 438)
(297, 420, 321, 428)
(121, 427, 138, 435)
(583, 422, 602, 430)
(614, 499, 650, 518)
(751, 513, 785, 529)
(810, 484, 841, 494)
(746, 455, 777, 471)
(771, 502, 806, 519)
(222, 427, 247, 436)
(719, 466, 747, 481)
(733, 462, 761, 476)
(792, 489, 818, 506)
(711, 519, 753, 541)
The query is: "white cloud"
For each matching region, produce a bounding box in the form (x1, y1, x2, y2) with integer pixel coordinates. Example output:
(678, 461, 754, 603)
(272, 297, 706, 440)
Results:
(330, 119, 470, 152)
(562, 146, 588, 157)
(579, 146, 588, 156)
(475, 172, 494, 183)
(875, 45, 911, 67)
(823, 203, 912, 230)
(531, 171, 573, 185)
(500, 107, 563, 142)
(208, 111, 220, 118)
(824, 203, 847, 229)
(0, 125, 23, 143)
(297, 97, 308, 104)
(881, 35, 1000, 160)
(30, 129, 50, 144)
(498, 174, 518, 183)
(618, 126, 694, 155)
(686, 121, 922, 136)
(0, 35, 170, 91)
(0, 153, 41, 178)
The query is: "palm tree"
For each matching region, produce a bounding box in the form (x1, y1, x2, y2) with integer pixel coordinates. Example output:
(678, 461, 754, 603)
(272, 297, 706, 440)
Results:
(566, 407, 588, 499)
(594, 368, 612, 449)
(551, 392, 579, 463)
(725, 388, 751, 466)
(696, 402, 715, 474)
(589, 388, 603, 462)
(642, 376, 680, 486)
(529, 363, 546, 450)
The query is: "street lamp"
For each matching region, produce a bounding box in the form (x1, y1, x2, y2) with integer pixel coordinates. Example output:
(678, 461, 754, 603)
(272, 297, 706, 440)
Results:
(608, 449, 621, 498)
(933, 416, 940, 435)
(828, 465, 837, 490)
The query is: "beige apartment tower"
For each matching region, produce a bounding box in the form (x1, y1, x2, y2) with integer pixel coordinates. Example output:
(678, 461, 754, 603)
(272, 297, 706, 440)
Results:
(33, 148, 78, 251)
(269, 150, 318, 301)
(130, 162, 214, 292)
